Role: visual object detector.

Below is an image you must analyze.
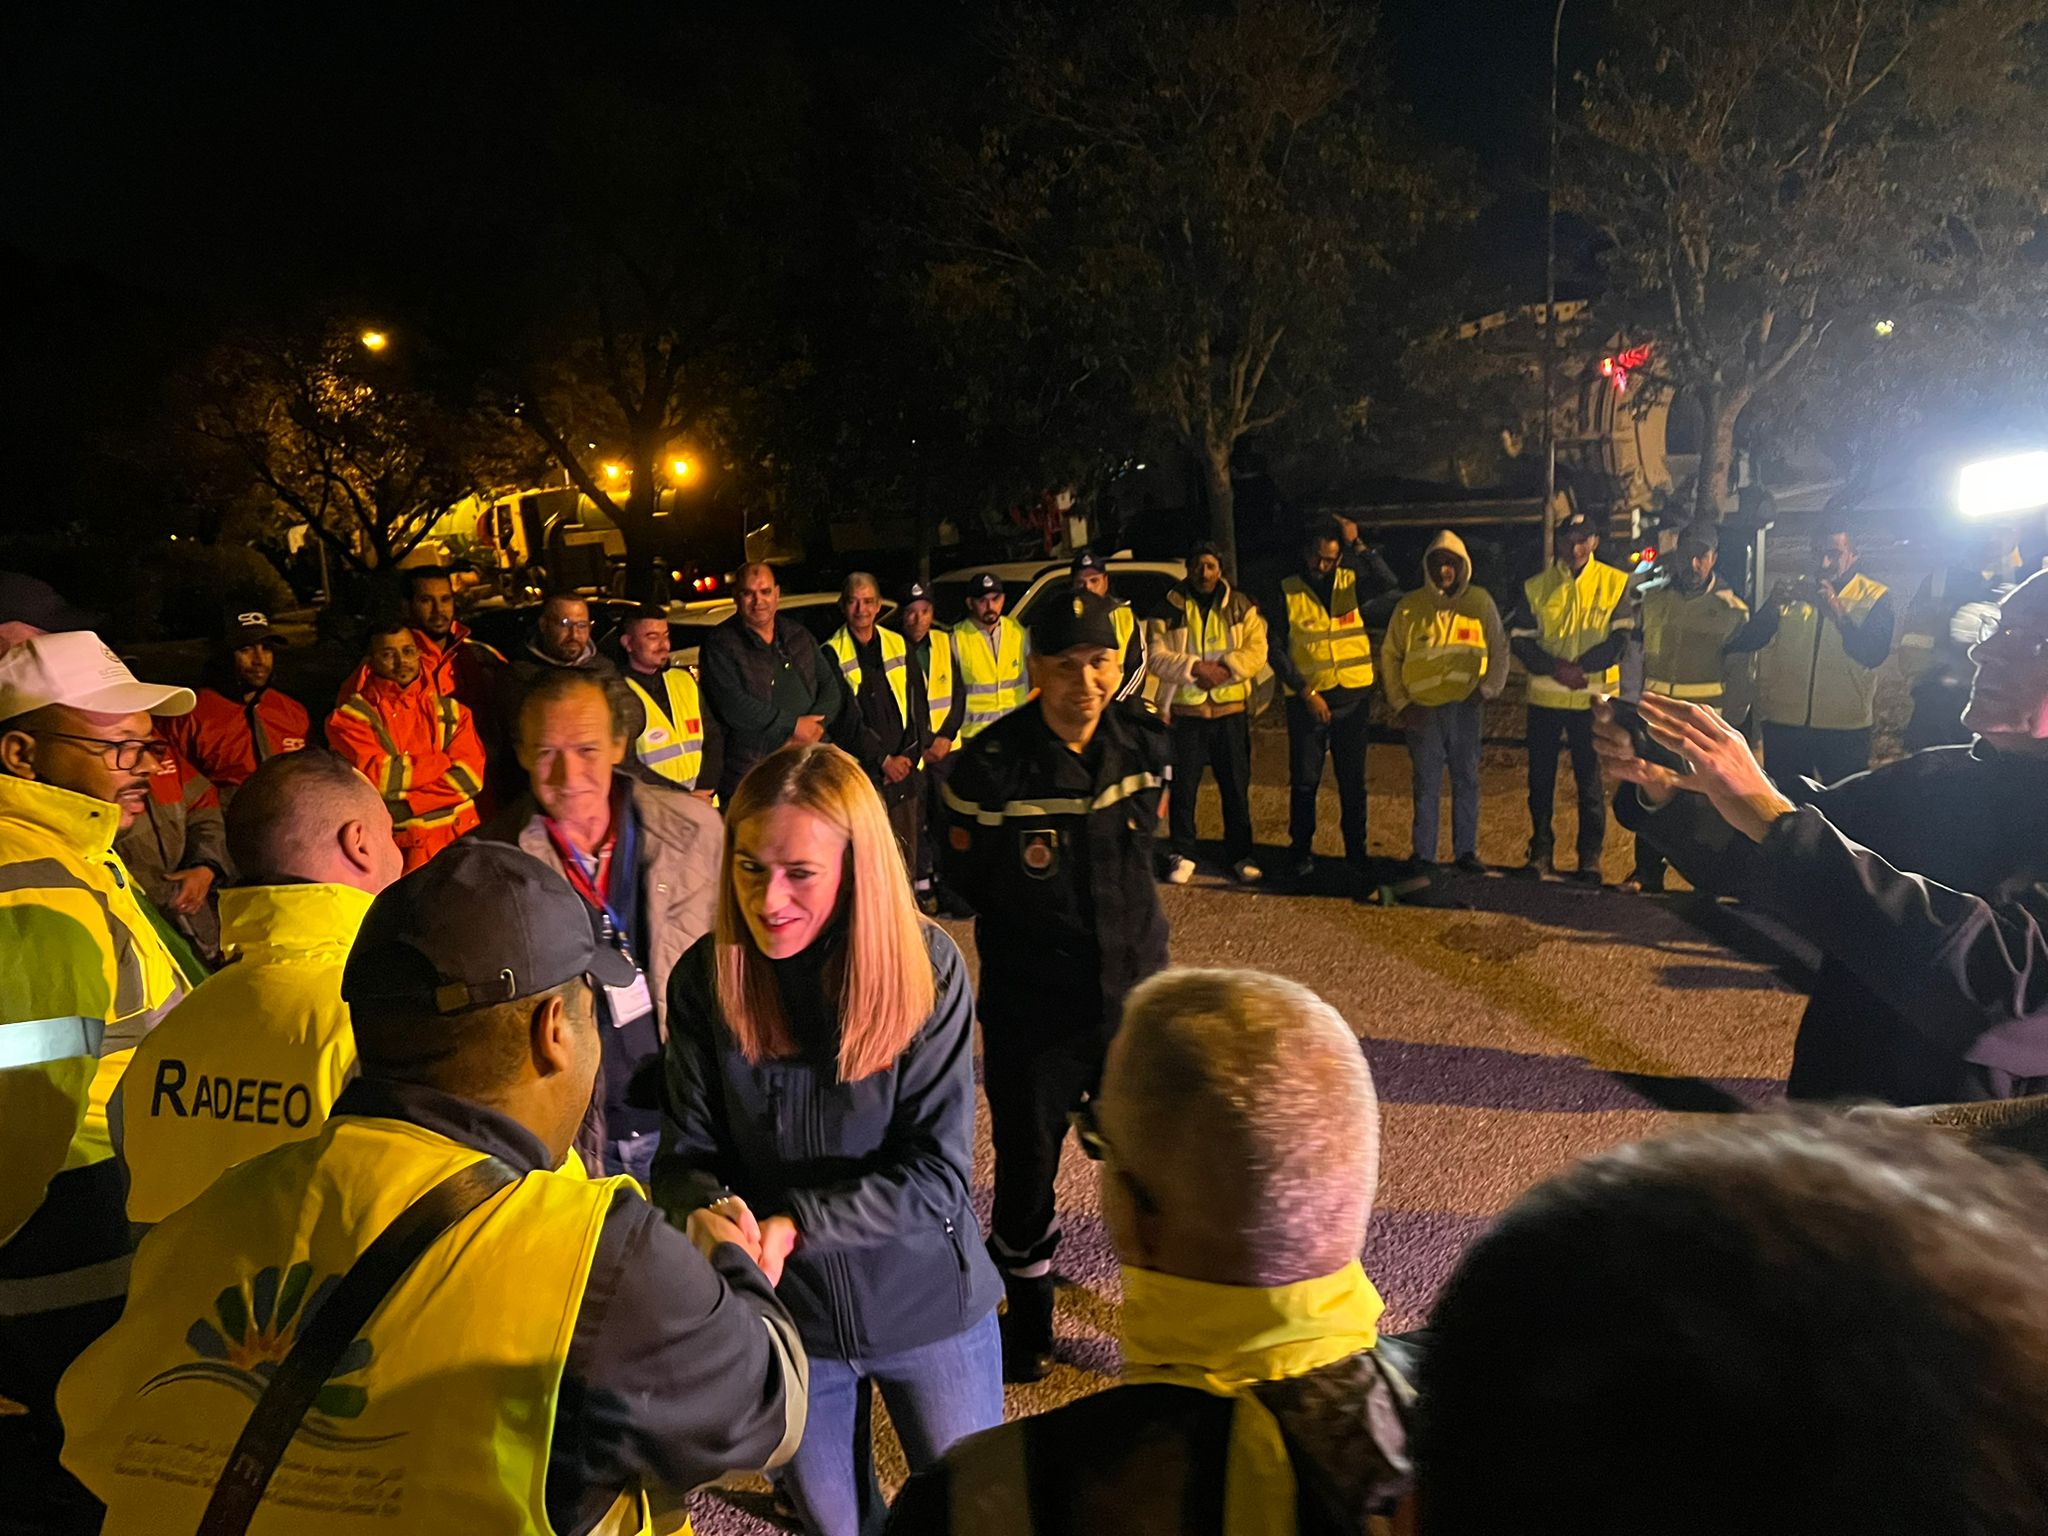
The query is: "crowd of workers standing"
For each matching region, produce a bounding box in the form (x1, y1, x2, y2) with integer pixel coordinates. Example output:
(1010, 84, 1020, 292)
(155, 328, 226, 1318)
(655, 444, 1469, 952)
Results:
(5, 498, 2048, 1536)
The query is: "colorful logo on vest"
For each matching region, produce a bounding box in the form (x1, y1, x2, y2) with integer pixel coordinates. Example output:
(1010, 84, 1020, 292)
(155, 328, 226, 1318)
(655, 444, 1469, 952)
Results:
(140, 1260, 402, 1449)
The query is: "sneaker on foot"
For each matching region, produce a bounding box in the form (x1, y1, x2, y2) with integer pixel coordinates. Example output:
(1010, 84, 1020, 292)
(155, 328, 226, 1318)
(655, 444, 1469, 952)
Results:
(1164, 855, 1196, 885)
(1232, 858, 1263, 884)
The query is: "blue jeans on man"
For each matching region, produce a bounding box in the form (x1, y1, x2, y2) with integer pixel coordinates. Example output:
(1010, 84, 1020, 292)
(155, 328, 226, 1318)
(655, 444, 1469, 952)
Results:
(784, 1308, 1004, 1536)
(1408, 695, 1483, 863)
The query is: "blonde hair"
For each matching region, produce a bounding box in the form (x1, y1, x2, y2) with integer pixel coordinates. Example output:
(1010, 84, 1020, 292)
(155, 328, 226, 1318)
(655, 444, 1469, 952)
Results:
(715, 743, 936, 1081)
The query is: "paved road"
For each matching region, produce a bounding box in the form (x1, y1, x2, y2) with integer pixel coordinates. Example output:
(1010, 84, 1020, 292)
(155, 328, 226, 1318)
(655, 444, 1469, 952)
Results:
(682, 728, 1808, 1533)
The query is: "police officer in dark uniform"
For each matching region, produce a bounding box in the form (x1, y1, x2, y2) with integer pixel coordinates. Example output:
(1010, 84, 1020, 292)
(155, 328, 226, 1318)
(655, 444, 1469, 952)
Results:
(942, 588, 1171, 1382)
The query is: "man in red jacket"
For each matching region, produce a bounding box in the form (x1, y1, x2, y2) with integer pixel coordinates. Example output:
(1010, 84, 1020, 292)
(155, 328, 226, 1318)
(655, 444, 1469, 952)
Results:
(327, 621, 487, 872)
(161, 612, 309, 801)
(403, 567, 508, 733)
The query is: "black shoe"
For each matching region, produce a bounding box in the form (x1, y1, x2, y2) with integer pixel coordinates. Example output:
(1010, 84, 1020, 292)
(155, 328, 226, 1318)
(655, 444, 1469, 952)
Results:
(999, 1273, 1056, 1383)
(1569, 866, 1604, 888)
(1282, 851, 1315, 882)
(1454, 854, 1488, 876)
(1513, 848, 1552, 879)
(917, 890, 941, 917)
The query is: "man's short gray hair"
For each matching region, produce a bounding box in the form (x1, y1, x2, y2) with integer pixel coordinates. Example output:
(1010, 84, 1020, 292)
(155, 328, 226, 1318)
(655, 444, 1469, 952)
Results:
(1105, 968, 1379, 1285)
(840, 571, 881, 603)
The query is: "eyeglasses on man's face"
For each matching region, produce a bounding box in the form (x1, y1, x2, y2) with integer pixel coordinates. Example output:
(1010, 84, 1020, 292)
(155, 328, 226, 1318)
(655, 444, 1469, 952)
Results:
(30, 731, 174, 772)
(544, 616, 593, 635)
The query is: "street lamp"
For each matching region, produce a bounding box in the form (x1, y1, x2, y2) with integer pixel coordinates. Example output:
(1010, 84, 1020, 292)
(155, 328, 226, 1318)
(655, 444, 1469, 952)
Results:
(1957, 451, 2048, 520)
(670, 457, 694, 480)
(602, 462, 624, 482)
(360, 330, 388, 353)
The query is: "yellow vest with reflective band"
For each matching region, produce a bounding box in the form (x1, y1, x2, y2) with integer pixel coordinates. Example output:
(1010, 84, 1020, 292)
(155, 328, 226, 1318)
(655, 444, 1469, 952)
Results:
(1522, 558, 1630, 710)
(1283, 567, 1375, 694)
(0, 776, 187, 1247)
(1172, 596, 1254, 709)
(1756, 571, 1890, 730)
(58, 1114, 651, 1536)
(624, 668, 707, 789)
(120, 883, 372, 1226)
(1386, 588, 1493, 708)
(915, 629, 956, 736)
(826, 625, 912, 727)
(1640, 582, 1750, 703)
(952, 616, 1029, 739)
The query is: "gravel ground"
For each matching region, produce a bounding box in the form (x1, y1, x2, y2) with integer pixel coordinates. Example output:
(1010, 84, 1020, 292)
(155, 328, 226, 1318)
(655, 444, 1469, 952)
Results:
(679, 720, 1807, 1535)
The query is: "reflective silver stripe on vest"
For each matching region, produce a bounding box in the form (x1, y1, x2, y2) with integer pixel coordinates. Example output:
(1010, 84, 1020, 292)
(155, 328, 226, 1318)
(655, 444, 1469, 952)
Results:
(942, 771, 1162, 826)
(0, 1014, 104, 1070)
(0, 1252, 133, 1316)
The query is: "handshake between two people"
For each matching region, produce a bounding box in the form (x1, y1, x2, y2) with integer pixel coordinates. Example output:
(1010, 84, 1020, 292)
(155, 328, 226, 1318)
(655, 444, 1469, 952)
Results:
(686, 1194, 802, 1286)
(1589, 692, 1794, 845)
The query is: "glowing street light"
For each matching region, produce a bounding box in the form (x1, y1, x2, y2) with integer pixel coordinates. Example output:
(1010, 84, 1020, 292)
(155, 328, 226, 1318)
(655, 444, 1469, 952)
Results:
(360, 330, 388, 353)
(602, 462, 624, 481)
(670, 457, 694, 480)
(1957, 451, 2048, 520)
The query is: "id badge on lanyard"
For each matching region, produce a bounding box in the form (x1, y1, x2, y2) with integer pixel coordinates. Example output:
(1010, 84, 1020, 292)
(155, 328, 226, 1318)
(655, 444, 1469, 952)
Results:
(550, 813, 656, 1028)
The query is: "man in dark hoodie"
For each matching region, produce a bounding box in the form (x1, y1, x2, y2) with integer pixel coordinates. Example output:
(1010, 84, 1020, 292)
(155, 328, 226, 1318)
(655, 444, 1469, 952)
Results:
(1380, 531, 1508, 874)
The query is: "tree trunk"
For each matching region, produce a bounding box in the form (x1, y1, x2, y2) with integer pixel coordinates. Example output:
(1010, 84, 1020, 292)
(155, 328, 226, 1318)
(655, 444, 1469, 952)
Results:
(617, 448, 663, 600)
(1202, 443, 1238, 580)
(1693, 386, 1742, 524)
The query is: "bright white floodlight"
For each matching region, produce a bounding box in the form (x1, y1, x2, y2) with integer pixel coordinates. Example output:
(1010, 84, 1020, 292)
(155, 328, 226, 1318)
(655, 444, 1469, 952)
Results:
(1957, 451, 2048, 519)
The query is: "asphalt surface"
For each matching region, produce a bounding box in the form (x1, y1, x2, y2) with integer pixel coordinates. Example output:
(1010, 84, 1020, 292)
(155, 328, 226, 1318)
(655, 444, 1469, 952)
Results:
(680, 722, 1808, 1534)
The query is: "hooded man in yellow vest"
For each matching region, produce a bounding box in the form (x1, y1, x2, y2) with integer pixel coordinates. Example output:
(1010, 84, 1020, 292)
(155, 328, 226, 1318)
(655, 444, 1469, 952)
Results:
(1269, 521, 1380, 886)
(1150, 541, 1269, 884)
(1381, 531, 1508, 875)
(1508, 512, 1633, 885)
(617, 605, 723, 799)
(60, 840, 806, 1535)
(889, 968, 1411, 1536)
(118, 748, 405, 1228)
(0, 630, 199, 1532)
(1734, 525, 1897, 787)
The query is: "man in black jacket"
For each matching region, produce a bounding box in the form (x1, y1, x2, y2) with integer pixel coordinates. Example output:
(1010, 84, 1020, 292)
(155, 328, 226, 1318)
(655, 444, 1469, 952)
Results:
(699, 563, 852, 803)
(943, 590, 1171, 1382)
(1595, 570, 2048, 1103)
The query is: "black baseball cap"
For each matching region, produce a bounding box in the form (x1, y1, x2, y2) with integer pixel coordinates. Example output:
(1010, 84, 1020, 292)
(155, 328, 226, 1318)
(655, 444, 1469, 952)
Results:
(343, 841, 636, 1016)
(224, 610, 285, 649)
(1558, 513, 1600, 543)
(966, 571, 1003, 597)
(903, 580, 935, 608)
(1071, 551, 1108, 577)
(1674, 522, 1719, 554)
(1029, 588, 1121, 654)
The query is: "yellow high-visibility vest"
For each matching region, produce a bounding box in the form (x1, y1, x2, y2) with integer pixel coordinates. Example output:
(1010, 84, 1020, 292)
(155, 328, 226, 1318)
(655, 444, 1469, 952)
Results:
(915, 629, 956, 736)
(825, 625, 912, 727)
(1170, 597, 1254, 709)
(1522, 558, 1630, 711)
(1756, 571, 1890, 730)
(59, 1114, 650, 1536)
(1283, 567, 1375, 693)
(625, 668, 708, 789)
(952, 616, 1029, 739)
(1640, 583, 1750, 702)
(1385, 588, 1494, 708)
(120, 883, 371, 1226)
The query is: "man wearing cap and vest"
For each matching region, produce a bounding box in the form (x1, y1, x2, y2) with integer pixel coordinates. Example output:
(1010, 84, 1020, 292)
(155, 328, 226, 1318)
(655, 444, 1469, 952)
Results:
(59, 839, 806, 1536)
(1071, 551, 1150, 703)
(952, 572, 1031, 741)
(1509, 512, 1633, 885)
(617, 605, 722, 798)
(901, 580, 972, 917)
(114, 735, 229, 967)
(328, 621, 488, 873)
(493, 667, 723, 1183)
(1735, 526, 1897, 788)
(1381, 530, 1508, 875)
(0, 631, 200, 1533)
(1625, 524, 1751, 893)
(1149, 541, 1269, 885)
(944, 590, 1171, 1384)
(119, 748, 404, 1227)
(1268, 521, 1379, 885)
(829, 571, 932, 876)
(162, 611, 310, 803)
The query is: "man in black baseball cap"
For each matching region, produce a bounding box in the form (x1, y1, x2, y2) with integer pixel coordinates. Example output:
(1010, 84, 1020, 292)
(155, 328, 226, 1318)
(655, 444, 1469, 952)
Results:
(951, 570, 1030, 742)
(1069, 552, 1149, 703)
(943, 588, 1172, 1380)
(897, 580, 971, 914)
(59, 837, 808, 1531)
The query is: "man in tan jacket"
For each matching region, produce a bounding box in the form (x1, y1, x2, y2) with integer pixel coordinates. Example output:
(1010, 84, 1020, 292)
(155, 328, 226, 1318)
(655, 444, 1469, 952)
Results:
(1148, 541, 1270, 884)
(488, 667, 723, 1181)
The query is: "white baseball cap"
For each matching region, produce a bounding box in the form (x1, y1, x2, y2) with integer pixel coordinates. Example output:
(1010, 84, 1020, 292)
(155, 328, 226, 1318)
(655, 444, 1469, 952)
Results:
(0, 631, 196, 720)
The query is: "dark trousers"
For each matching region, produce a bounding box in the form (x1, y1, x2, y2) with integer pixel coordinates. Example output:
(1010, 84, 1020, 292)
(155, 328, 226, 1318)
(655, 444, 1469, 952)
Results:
(1761, 723, 1871, 789)
(1526, 704, 1605, 864)
(1408, 696, 1484, 862)
(1286, 694, 1370, 863)
(886, 780, 923, 887)
(981, 1021, 1102, 1267)
(1169, 713, 1254, 861)
(918, 754, 952, 886)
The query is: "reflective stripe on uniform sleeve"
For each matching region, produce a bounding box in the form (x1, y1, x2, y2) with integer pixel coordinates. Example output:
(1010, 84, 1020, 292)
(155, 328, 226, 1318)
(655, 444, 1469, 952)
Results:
(0, 1015, 104, 1070)
(941, 772, 1163, 825)
(0, 1252, 132, 1315)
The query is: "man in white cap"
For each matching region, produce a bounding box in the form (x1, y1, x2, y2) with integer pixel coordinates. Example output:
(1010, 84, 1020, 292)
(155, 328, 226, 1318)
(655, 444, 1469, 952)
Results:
(0, 630, 201, 1531)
